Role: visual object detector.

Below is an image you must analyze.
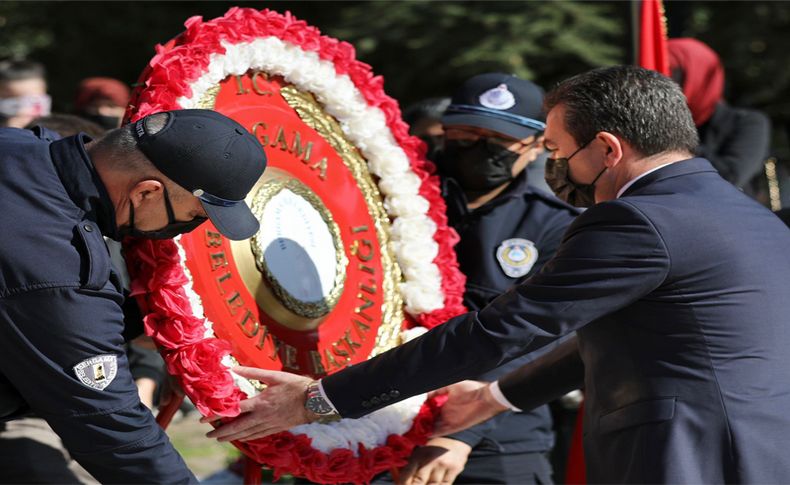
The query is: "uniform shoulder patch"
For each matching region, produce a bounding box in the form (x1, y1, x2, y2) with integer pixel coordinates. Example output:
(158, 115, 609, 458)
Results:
(496, 238, 538, 278)
(73, 355, 118, 391)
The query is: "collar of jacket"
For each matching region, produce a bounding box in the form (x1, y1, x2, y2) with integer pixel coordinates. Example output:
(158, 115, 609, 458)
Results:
(49, 134, 119, 239)
(620, 157, 718, 198)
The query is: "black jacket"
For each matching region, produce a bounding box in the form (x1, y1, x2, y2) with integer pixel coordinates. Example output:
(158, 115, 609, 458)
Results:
(697, 101, 771, 188)
(0, 127, 196, 483)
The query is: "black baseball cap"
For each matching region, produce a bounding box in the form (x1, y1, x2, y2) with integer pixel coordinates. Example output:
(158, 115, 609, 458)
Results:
(133, 109, 266, 240)
(441, 73, 546, 140)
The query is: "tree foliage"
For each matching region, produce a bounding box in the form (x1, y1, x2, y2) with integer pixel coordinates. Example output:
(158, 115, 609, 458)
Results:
(1, 1, 787, 159)
(0, 1, 624, 108)
(324, 1, 625, 103)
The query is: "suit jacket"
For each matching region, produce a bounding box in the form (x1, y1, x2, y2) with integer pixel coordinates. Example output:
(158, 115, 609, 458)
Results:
(322, 158, 790, 483)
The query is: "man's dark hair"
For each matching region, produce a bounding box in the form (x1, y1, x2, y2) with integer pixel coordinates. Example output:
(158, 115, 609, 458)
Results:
(91, 113, 189, 200)
(92, 114, 168, 177)
(94, 112, 168, 162)
(544, 65, 698, 156)
(0, 59, 46, 83)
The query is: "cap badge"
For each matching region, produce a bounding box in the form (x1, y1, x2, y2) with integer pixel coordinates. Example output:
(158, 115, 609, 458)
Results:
(496, 238, 538, 278)
(479, 84, 516, 111)
(73, 354, 118, 391)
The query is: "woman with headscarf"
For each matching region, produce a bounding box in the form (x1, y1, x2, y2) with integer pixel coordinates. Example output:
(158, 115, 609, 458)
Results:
(73, 77, 130, 130)
(668, 37, 771, 189)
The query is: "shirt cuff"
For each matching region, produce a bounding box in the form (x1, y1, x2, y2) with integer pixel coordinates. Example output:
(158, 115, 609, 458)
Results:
(317, 379, 339, 414)
(489, 381, 522, 412)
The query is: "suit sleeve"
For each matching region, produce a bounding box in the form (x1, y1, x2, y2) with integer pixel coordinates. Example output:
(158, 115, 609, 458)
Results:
(444, 331, 575, 448)
(322, 200, 670, 418)
(0, 286, 196, 484)
(497, 335, 585, 411)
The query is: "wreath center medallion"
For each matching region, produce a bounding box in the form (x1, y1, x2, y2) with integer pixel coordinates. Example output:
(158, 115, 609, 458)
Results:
(251, 174, 346, 322)
(179, 72, 403, 377)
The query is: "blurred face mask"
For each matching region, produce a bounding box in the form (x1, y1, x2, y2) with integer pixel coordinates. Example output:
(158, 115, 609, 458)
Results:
(440, 138, 520, 192)
(0, 94, 51, 118)
(544, 139, 606, 207)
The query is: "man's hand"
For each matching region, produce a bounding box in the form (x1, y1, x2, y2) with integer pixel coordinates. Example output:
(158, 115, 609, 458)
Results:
(397, 437, 472, 485)
(201, 366, 315, 442)
(431, 380, 507, 437)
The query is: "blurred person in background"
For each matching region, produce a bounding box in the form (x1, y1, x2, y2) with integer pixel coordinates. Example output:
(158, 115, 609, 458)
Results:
(668, 38, 771, 191)
(74, 77, 130, 130)
(403, 96, 451, 163)
(0, 59, 50, 129)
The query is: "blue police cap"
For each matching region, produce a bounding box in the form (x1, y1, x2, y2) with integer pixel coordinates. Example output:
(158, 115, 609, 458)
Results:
(134, 109, 265, 241)
(442, 73, 546, 140)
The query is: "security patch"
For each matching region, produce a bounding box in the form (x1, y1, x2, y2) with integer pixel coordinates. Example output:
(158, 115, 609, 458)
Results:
(73, 355, 118, 391)
(496, 238, 538, 278)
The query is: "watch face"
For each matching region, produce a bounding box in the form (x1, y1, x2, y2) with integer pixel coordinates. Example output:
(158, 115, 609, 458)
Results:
(307, 396, 334, 415)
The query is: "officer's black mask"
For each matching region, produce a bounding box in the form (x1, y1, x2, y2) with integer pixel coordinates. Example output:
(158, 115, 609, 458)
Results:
(119, 187, 207, 239)
(544, 139, 606, 208)
(438, 138, 520, 192)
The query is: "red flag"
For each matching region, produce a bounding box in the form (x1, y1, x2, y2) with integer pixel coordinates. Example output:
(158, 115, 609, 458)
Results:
(638, 0, 670, 75)
(565, 401, 587, 484)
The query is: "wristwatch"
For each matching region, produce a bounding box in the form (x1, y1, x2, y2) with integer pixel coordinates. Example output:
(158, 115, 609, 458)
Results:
(305, 380, 340, 422)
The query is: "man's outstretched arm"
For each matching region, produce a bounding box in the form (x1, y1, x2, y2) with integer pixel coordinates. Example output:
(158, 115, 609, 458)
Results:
(433, 335, 584, 436)
(205, 200, 668, 440)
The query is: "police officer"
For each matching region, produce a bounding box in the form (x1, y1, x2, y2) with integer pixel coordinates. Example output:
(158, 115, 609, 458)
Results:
(0, 109, 265, 483)
(392, 74, 580, 484)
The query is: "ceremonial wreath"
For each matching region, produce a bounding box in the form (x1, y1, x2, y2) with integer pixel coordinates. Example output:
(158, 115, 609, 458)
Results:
(123, 7, 466, 484)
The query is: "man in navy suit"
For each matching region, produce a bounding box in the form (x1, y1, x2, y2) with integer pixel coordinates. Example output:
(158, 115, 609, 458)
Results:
(208, 66, 790, 484)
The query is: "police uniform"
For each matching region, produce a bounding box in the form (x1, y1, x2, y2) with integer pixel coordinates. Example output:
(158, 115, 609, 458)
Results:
(441, 172, 579, 484)
(0, 127, 196, 483)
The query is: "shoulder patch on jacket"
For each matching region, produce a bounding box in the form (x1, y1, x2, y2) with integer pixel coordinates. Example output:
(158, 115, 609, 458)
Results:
(73, 355, 118, 390)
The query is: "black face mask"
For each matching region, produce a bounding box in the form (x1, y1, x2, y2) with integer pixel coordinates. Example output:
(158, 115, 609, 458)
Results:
(544, 140, 606, 208)
(119, 188, 207, 239)
(439, 139, 520, 192)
